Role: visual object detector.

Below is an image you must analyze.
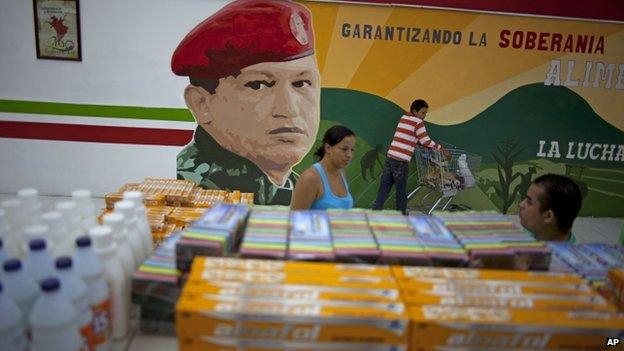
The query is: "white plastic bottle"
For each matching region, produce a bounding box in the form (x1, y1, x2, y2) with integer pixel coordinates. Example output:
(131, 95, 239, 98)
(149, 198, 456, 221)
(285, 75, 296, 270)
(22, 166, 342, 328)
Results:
(55, 256, 93, 351)
(103, 213, 136, 276)
(0, 281, 27, 351)
(56, 201, 84, 247)
(1, 199, 26, 240)
(113, 201, 145, 264)
(73, 236, 111, 351)
(29, 277, 82, 351)
(17, 188, 42, 227)
(88, 226, 128, 341)
(122, 191, 153, 257)
(2, 258, 40, 328)
(1, 210, 20, 259)
(21, 224, 52, 258)
(41, 211, 70, 257)
(0, 238, 7, 267)
(72, 190, 98, 233)
(23, 239, 55, 284)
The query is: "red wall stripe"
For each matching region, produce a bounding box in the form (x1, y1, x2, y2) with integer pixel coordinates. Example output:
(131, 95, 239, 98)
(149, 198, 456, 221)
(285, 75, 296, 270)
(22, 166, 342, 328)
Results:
(331, 0, 624, 22)
(0, 121, 194, 146)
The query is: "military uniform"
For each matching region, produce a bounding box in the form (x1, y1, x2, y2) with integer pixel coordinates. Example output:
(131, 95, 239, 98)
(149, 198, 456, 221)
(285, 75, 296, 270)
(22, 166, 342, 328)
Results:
(177, 127, 298, 205)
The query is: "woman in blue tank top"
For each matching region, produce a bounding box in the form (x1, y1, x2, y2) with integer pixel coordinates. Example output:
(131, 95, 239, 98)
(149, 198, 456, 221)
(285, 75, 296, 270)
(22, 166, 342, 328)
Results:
(291, 125, 355, 210)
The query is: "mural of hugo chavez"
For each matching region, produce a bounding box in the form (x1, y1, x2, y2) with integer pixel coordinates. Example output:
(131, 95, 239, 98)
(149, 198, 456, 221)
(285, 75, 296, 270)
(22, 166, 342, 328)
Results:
(172, 0, 320, 205)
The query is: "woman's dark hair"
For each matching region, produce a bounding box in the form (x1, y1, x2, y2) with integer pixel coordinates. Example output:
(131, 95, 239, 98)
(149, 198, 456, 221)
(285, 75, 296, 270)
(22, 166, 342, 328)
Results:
(314, 125, 355, 160)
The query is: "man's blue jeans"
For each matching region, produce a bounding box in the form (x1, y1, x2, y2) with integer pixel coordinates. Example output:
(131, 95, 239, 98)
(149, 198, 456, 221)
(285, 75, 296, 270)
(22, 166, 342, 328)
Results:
(372, 158, 409, 214)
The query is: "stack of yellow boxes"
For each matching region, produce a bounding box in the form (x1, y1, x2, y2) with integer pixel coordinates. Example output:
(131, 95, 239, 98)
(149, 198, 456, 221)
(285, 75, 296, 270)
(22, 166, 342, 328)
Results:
(395, 266, 624, 350)
(176, 259, 624, 350)
(103, 178, 255, 245)
(176, 257, 409, 351)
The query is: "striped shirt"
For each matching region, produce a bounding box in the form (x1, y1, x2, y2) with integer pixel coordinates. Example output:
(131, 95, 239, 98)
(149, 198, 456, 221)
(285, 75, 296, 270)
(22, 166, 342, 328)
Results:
(387, 113, 441, 162)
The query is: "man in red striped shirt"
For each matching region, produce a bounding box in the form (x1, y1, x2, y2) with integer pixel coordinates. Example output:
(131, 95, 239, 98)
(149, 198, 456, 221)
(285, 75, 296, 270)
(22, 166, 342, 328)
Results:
(372, 99, 448, 214)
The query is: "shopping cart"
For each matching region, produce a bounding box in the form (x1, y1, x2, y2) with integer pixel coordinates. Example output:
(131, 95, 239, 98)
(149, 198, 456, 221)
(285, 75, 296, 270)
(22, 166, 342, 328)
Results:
(407, 142, 481, 215)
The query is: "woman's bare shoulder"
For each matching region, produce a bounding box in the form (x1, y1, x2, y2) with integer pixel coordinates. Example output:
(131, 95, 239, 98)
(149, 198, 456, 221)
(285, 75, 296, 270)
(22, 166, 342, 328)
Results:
(298, 166, 321, 185)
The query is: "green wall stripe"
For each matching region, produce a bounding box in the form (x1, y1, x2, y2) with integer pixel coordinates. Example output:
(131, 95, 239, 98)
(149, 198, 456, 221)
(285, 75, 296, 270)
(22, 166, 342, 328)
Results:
(0, 99, 194, 122)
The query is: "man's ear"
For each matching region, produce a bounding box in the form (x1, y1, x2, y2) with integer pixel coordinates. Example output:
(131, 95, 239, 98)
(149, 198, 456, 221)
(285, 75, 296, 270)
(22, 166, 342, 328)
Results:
(543, 209, 555, 225)
(184, 85, 211, 125)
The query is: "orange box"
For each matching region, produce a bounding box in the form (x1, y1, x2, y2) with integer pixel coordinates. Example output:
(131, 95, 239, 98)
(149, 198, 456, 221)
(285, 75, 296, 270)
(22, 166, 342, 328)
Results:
(182, 280, 400, 303)
(192, 256, 392, 276)
(167, 207, 206, 227)
(401, 290, 616, 311)
(397, 277, 593, 296)
(188, 268, 398, 289)
(178, 336, 407, 351)
(175, 294, 409, 344)
(409, 305, 624, 350)
(608, 269, 624, 311)
(392, 266, 584, 284)
(414, 347, 586, 351)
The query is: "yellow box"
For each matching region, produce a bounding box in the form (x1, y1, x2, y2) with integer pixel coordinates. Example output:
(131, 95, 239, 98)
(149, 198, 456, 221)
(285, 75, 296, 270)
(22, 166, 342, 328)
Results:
(397, 277, 593, 296)
(188, 268, 398, 289)
(392, 266, 584, 284)
(182, 280, 400, 303)
(175, 295, 409, 344)
(178, 336, 407, 351)
(410, 305, 624, 350)
(167, 207, 206, 227)
(192, 256, 392, 276)
(413, 347, 586, 351)
(401, 290, 616, 311)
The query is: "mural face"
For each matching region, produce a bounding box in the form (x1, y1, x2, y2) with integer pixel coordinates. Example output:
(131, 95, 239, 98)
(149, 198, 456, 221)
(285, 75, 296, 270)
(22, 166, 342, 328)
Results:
(191, 56, 320, 184)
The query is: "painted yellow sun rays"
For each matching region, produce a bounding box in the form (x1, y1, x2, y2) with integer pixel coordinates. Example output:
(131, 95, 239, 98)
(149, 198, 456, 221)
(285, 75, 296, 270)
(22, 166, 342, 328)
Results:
(301, 1, 624, 131)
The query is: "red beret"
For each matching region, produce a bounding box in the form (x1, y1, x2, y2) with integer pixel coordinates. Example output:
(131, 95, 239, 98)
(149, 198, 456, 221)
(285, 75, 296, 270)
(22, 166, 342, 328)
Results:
(172, 0, 314, 80)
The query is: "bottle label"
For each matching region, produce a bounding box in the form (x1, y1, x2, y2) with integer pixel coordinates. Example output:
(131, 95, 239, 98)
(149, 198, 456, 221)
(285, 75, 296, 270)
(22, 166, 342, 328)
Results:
(89, 297, 112, 348)
(80, 322, 95, 351)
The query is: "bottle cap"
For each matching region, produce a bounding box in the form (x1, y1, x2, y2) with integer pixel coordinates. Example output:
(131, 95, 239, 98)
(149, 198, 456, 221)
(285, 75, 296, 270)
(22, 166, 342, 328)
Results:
(89, 225, 115, 254)
(28, 237, 48, 251)
(75, 236, 91, 248)
(55, 201, 81, 228)
(114, 200, 136, 222)
(55, 256, 73, 269)
(103, 213, 125, 238)
(3, 258, 21, 272)
(41, 211, 65, 233)
(41, 277, 61, 292)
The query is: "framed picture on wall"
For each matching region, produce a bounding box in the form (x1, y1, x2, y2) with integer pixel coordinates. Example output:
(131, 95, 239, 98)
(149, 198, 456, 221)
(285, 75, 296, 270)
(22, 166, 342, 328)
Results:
(33, 0, 82, 61)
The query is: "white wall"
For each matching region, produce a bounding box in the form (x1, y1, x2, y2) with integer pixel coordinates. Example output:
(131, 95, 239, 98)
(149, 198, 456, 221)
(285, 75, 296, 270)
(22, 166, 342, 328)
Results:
(0, 0, 235, 196)
(0, 0, 232, 107)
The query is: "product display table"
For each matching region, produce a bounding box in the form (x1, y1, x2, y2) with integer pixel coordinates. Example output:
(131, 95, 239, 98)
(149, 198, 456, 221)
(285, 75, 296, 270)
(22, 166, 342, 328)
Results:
(128, 333, 177, 351)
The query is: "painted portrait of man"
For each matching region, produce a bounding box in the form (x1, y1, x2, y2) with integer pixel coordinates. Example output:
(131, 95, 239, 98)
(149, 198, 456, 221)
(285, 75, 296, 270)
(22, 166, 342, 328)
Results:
(172, 0, 320, 205)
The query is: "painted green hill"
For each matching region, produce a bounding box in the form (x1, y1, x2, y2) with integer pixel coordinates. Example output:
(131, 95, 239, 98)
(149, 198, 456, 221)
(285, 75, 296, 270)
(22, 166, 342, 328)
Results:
(426, 83, 624, 167)
(320, 88, 405, 149)
(320, 84, 623, 168)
